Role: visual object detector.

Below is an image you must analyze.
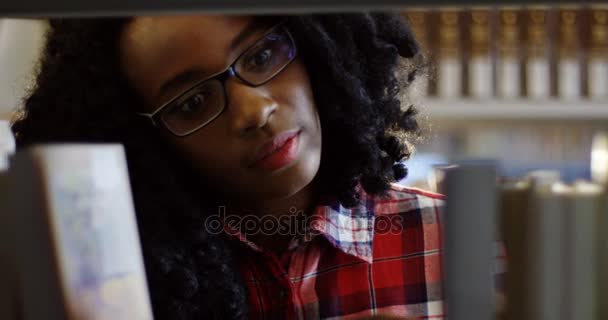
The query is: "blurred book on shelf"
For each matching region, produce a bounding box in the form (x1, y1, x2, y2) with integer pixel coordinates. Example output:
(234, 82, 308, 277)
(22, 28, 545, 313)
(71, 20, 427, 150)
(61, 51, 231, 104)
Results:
(403, 5, 608, 100)
(436, 9, 463, 98)
(0, 144, 154, 320)
(442, 163, 608, 320)
(401, 5, 608, 191)
(0, 120, 17, 320)
(443, 163, 498, 320)
(467, 8, 492, 99)
(496, 8, 522, 99)
(588, 7, 608, 99)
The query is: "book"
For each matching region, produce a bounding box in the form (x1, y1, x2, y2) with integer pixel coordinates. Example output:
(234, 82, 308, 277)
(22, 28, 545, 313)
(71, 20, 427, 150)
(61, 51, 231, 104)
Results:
(587, 6, 608, 99)
(564, 181, 603, 320)
(467, 8, 493, 99)
(437, 8, 463, 98)
(403, 9, 431, 98)
(496, 8, 523, 99)
(0, 120, 18, 319)
(443, 162, 498, 320)
(557, 7, 582, 100)
(4, 144, 154, 320)
(500, 178, 531, 320)
(599, 178, 608, 320)
(524, 8, 551, 99)
(527, 181, 569, 320)
(500, 177, 604, 320)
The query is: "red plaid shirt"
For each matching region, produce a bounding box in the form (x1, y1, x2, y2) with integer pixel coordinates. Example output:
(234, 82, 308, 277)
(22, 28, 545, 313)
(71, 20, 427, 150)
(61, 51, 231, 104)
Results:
(225, 183, 447, 319)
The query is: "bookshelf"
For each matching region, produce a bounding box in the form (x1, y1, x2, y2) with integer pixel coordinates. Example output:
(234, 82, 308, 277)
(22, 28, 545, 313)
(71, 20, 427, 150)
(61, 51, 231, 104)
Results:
(0, 1, 586, 17)
(421, 99, 608, 121)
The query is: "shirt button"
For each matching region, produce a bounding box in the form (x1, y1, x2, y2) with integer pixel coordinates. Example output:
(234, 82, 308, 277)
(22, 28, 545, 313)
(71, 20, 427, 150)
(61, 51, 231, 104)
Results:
(279, 289, 287, 298)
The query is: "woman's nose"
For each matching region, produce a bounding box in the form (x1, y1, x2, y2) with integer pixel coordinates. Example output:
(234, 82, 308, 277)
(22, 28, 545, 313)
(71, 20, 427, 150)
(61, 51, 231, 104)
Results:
(225, 78, 278, 136)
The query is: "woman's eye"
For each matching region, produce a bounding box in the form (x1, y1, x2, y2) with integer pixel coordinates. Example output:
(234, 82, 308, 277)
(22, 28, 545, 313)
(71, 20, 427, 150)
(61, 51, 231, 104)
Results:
(174, 94, 205, 115)
(245, 47, 273, 70)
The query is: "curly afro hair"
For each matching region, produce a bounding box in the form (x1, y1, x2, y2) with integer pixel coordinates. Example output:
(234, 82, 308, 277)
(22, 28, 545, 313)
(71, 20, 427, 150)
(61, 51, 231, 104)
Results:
(11, 13, 424, 319)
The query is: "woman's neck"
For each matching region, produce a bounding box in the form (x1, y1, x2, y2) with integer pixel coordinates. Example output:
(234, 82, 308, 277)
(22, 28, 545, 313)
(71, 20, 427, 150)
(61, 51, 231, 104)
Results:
(225, 179, 320, 255)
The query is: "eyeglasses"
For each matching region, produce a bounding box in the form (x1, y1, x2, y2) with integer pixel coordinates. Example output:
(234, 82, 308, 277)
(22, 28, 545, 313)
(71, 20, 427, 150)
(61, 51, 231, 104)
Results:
(137, 22, 297, 137)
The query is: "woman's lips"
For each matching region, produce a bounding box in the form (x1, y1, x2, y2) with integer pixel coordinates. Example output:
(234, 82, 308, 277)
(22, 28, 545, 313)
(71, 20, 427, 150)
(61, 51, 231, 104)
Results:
(250, 130, 301, 171)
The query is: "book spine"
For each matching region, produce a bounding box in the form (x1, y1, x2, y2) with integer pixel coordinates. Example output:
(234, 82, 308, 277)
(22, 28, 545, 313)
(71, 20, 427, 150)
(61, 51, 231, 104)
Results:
(565, 182, 603, 320)
(404, 9, 430, 97)
(588, 7, 608, 99)
(496, 9, 522, 99)
(437, 9, 463, 98)
(0, 176, 18, 320)
(524, 8, 551, 99)
(599, 183, 608, 320)
(9, 148, 68, 320)
(557, 8, 582, 100)
(500, 179, 531, 320)
(468, 8, 493, 99)
(444, 163, 497, 320)
(0, 120, 17, 320)
(527, 182, 568, 320)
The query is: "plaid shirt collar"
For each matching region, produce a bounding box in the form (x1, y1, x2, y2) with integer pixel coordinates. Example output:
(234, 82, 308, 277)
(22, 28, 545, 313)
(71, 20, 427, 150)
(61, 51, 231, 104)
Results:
(223, 185, 376, 263)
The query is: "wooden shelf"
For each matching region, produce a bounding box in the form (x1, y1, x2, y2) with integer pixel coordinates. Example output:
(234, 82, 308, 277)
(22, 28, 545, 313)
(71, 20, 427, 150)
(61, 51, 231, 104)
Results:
(0, 0, 584, 17)
(421, 99, 608, 121)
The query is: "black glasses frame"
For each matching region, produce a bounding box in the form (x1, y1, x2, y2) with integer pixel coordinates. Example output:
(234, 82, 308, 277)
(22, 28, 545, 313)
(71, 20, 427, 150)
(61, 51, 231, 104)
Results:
(137, 20, 296, 137)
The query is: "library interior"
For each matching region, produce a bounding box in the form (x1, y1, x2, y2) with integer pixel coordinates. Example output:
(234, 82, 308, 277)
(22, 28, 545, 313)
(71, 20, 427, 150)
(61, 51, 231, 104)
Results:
(1, 3, 607, 320)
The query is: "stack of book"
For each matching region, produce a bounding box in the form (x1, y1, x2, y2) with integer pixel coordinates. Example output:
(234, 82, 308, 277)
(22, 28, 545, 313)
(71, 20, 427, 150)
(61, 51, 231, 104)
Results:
(403, 5, 608, 100)
(501, 174, 606, 320)
(442, 163, 608, 320)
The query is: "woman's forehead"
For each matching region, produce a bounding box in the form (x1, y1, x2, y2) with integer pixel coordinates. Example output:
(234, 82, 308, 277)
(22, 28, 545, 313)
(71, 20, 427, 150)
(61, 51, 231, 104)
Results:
(121, 15, 254, 56)
(119, 15, 264, 107)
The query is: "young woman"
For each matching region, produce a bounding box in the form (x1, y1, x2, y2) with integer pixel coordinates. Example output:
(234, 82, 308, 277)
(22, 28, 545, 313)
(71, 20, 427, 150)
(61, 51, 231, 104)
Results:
(12, 13, 445, 319)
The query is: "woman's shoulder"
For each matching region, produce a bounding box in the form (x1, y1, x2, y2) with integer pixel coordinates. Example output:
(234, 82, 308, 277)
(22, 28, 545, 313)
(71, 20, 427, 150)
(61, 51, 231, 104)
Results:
(360, 182, 445, 216)
(386, 182, 445, 200)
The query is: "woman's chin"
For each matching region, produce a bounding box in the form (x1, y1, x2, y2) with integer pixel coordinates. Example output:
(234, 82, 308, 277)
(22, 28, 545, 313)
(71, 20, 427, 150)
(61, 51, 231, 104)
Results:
(257, 160, 319, 199)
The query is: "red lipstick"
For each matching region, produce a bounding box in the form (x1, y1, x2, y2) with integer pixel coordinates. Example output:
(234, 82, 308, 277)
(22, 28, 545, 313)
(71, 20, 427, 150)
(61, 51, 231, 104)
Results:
(250, 130, 301, 171)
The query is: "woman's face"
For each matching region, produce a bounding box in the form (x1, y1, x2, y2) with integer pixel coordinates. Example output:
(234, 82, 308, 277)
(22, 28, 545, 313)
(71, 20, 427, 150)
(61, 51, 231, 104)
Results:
(119, 15, 322, 203)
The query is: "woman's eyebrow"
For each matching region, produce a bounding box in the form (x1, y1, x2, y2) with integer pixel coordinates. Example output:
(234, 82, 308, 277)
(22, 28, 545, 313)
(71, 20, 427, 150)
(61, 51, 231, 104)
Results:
(229, 18, 267, 52)
(157, 69, 204, 105)
(156, 18, 269, 104)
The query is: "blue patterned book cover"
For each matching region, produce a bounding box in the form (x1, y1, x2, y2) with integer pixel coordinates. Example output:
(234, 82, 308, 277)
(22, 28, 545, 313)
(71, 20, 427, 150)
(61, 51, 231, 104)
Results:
(43, 145, 153, 319)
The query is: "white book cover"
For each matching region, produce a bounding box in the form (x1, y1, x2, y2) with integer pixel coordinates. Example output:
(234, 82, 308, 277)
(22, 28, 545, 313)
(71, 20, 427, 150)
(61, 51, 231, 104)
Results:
(7, 144, 154, 320)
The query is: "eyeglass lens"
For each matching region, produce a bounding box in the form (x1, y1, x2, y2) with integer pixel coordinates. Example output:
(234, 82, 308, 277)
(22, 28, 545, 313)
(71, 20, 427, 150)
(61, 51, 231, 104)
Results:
(160, 26, 296, 136)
